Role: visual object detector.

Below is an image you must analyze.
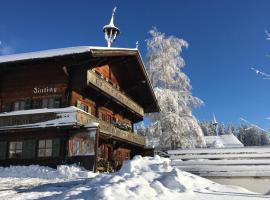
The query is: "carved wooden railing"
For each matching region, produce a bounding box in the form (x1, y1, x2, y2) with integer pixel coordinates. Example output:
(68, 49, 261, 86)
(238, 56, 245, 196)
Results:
(76, 110, 145, 146)
(87, 70, 144, 117)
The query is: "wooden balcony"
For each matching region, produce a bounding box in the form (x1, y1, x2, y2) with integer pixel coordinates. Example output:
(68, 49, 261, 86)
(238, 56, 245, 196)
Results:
(87, 70, 144, 117)
(76, 109, 145, 146)
(0, 107, 145, 146)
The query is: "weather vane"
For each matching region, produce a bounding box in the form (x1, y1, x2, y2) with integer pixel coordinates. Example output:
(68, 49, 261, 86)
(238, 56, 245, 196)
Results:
(103, 7, 120, 47)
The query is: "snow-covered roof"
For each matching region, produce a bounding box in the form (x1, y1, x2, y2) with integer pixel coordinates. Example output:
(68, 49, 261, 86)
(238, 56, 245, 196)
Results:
(0, 46, 137, 64)
(0, 45, 160, 113)
(204, 134, 244, 148)
(0, 106, 79, 117)
(0, 106, 87, 130)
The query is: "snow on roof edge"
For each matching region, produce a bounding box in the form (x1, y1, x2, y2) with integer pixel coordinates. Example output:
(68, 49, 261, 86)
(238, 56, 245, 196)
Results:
(0, 46, 137, 64)
(0, 106, 80, 117)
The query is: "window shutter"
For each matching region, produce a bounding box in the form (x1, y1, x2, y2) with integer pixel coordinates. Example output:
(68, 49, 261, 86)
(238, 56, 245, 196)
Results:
(22, 140, 36, 159)
(52, 138, 60, 157)
(0, 141, 7, 160)
(3, 103, 12, 112)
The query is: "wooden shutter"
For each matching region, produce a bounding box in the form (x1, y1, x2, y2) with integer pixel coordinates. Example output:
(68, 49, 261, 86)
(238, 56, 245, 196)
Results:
(0, 141, 7, 160)
(22, 140, 36, 159)
(52, 138, 60, 157)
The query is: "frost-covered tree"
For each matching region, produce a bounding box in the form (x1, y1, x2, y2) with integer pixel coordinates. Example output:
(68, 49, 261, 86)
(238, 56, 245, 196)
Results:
(237, 124, 270, 146)
(199, 121, 210, 136)
(145, 28, 205, 149)
(226, 124, 235, 135)
(260, 132, 270, 146)
(199, 121, 217, 136)
(134, 121, 146, 136)
(218, 123, 226, 135)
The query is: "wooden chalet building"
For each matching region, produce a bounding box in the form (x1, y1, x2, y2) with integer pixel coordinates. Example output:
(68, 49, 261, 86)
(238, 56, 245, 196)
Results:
(0, 46, 159, 171)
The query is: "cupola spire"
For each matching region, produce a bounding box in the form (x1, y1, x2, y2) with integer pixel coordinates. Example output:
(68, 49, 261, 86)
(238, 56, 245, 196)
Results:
(212, 113, 219, 136)
(103, 7, 120, 47)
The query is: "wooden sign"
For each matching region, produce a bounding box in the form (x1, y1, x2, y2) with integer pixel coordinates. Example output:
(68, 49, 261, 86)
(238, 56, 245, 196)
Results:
(33, 87, 58, 94)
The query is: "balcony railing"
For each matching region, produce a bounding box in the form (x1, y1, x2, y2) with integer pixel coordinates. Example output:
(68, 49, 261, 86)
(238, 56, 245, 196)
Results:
(0, 107, 145, 146)
(76, 109, 145, 146)
(87, 70, 144, 117)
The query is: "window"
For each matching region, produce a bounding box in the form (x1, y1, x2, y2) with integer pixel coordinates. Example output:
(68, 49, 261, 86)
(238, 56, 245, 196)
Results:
(9, 141, 23, 159)
(14, 101, 20, 111)
(2, 103, 12, 112)
(25, 100, 32, 110)
(41, 97, 59, 109)
(13, 100, 31, 111)
(99, 112, 111, 123)
(42, 99, 49, 108)
(2, 97, 64, 112)
(38, 139, 52, 157)
(0, 141, 7, 160)
(32, 99, 42, 109)
(76, 100, 88, 112)
(34, 97, 61, 109)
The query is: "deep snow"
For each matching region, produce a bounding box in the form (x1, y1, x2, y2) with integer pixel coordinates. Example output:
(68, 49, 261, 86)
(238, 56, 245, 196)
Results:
(0, 156, 268, 200)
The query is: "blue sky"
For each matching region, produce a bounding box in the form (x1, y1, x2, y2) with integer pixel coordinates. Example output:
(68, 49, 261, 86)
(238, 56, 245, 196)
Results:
(0, 0, 270, 129)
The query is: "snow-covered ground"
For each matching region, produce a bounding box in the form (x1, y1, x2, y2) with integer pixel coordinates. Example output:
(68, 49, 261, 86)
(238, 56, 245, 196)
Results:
(0, 156, 268, 200)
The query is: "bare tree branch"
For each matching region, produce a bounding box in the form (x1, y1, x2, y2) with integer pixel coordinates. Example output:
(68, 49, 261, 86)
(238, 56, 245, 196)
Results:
(266, 30, 270, 40)
(251, 67, 270, 79)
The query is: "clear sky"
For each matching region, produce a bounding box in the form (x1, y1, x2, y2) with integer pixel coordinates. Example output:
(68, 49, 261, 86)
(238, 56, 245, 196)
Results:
(0, 0, 270, 129)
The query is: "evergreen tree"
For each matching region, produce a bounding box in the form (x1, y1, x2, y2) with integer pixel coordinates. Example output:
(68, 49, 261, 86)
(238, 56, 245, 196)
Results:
(218, 123, 226, 135)
(260, 132, 270, 146)
(199, 121, 211, 136)
(226, 124, 234, 135)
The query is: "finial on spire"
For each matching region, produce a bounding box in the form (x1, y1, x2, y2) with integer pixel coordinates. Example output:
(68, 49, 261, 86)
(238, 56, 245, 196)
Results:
(103, 7, 120, 48)
(112, 7, 117, 16)
(212, 113, 218, 126)
(136, 41, 139, 49)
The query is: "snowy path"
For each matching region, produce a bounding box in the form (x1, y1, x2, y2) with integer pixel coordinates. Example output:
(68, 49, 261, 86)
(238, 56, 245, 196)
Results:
(0, 156, 269, 200)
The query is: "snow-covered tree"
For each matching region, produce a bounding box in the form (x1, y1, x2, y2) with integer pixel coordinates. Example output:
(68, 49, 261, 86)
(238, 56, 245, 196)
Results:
(226, 124, 235, 135)
(145, 28, 205, 149)
(134, 121, 146, 136)
(237, 124, 270, 146)
(199, 121, 209, 136)
(260, 132, 270, 146)
(199, 121, 217, 136)
(218, 123, 226, 135)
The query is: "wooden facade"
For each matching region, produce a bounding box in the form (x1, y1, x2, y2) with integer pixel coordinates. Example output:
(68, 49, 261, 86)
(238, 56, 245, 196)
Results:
(0, 46, 158, 172)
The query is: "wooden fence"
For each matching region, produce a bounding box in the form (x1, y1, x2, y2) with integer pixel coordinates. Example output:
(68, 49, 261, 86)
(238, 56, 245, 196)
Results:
(168, 147, 270, 177)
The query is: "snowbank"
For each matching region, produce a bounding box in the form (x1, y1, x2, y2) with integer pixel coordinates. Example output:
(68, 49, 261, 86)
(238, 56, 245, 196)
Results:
(0, 156, 268, 200)
(0, 164, 96, 179)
